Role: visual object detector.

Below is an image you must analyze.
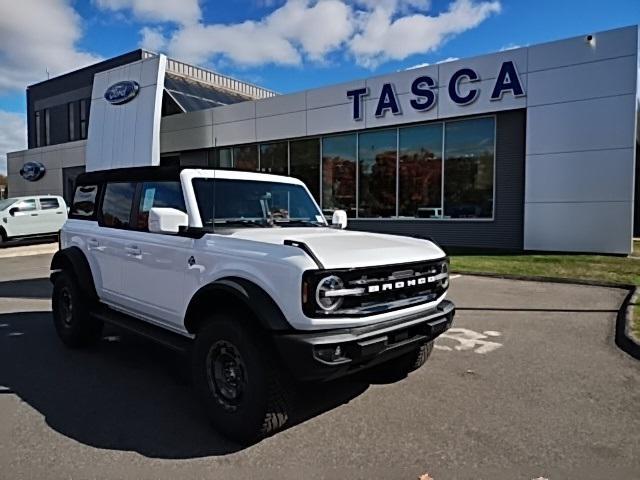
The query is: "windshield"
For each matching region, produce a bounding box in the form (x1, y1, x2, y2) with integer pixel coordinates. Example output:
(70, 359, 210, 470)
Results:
(193, 178, 326, 229)
(0, 198, 17, 211)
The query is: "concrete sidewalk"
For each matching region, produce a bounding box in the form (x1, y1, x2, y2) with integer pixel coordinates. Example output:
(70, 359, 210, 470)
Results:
(0, 242, 58, 259)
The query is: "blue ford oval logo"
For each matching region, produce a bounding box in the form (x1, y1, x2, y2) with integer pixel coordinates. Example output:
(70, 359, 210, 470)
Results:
(104, 80, 140, 105)
(20, 161, 46, 182)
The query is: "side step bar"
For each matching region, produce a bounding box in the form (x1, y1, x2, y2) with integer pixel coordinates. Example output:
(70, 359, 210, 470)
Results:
(91, 305, 193, 354)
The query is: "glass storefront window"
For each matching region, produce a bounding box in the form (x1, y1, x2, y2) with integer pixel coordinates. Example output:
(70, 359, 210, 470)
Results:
(259, 142, 287, 174)
(209, 148, 232, 168)
(184, 115, 495, 221)
(290, 138, 320, 202)
(234, 145, 258, 171)
(322, 134, 357, 217)
(443, 117, 495, 219)
(399, 124, 443, 218)
(68, 102, 76, 141)
(358, 129, 396, 218)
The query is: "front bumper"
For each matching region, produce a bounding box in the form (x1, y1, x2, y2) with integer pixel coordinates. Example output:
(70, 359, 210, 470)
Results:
(273, 300, 455, 381)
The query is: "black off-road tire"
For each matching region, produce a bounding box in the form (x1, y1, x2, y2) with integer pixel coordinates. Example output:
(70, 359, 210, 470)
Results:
(367, 341, 434, 383)
(192, 314, 294, 444)
(0, 227, 6, 246)
(52, 271, 103, 348)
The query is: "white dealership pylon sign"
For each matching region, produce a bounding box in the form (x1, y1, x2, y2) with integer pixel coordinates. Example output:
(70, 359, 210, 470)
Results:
(86, 54, 167, 172)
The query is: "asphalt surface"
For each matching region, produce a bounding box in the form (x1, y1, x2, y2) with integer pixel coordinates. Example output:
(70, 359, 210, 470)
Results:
(0, 252, 638, 479)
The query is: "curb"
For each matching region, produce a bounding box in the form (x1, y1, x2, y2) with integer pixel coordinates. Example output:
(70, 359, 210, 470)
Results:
(621, 287, 640, 359)
(452, 271, 640, 361)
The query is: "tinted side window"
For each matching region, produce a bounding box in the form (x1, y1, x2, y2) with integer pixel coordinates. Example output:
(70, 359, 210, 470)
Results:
(135, 181, 186, 230)
(70, 185, 98, 218)
(101, 183, 136, 228)
(40, 198, 60, 210)
(15, 199, 37, 212)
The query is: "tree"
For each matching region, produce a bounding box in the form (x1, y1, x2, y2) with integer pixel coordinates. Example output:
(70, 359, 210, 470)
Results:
(0, 174, 7, 199)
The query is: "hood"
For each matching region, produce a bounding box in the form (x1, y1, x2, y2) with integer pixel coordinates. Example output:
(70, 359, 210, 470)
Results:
(224, 227, 445, 269)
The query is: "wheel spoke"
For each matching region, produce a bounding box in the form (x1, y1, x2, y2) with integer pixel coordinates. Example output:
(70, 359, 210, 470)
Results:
(206, 340, 248, 411)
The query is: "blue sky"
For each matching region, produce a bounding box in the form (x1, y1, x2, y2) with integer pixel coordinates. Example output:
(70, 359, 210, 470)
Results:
(0, 0, 639, 173)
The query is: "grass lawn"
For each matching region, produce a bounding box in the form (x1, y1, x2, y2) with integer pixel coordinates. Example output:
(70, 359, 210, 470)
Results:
(449, 240, 640, 337)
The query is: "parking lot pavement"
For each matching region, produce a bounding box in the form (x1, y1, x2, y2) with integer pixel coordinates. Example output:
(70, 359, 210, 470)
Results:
(0, 254, 639, 480)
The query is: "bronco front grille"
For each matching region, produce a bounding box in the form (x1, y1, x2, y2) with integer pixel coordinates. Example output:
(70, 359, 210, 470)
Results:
(302, 258, 449, 318)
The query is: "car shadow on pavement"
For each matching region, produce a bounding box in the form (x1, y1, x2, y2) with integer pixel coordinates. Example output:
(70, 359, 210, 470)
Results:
(0, 237, 57, 249)
(0, 311, 369, 459)
(0, 278, 52, 299)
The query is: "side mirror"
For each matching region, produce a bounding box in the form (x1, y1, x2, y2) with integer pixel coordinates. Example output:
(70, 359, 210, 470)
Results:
(8, 207, 18, 217)
(148, 207, 189, 234)
(331, 210, 348, 229)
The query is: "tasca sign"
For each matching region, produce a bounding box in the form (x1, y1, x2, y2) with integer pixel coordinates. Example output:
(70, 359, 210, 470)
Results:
(347, 60, 525, 120)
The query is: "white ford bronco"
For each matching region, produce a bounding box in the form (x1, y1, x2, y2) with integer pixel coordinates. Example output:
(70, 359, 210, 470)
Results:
(51, 166, 454, 443)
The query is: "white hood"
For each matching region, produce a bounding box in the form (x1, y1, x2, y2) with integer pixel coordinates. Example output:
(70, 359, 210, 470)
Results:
(224, 227, 445, 269)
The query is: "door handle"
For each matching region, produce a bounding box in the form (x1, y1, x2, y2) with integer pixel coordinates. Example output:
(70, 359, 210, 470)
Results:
(88, 239, 99, 248)
(30, 213, 38, 216)
(56, 211, 63, 214)
(125, 245, 142, 256)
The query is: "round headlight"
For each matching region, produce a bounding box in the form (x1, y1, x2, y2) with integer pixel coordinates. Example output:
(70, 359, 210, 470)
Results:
(315, 275, 344, 312)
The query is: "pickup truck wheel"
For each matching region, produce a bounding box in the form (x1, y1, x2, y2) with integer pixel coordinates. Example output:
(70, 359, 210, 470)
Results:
(52, 271, 103, 348)
(192, 315, 293, 444)
(367, 341, 434, 383)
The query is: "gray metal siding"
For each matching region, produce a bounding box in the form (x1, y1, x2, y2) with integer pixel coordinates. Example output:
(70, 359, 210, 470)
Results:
(27, 50, 144, 148)
(350, 109, 526, 250)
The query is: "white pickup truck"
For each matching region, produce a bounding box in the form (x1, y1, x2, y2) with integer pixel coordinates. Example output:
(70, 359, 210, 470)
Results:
(50, 166, 454, 443)
(0, 195, 67, 244)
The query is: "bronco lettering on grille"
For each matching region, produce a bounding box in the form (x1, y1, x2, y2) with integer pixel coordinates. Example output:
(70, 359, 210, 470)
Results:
(367, 276, 431, 294)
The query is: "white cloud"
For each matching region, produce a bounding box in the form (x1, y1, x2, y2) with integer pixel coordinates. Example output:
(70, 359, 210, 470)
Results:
(168, 22, 303, 67)
(140, 26, 168, 52)
(0, 111, 27, 175)
(350, 0, 501, 67)
(106, 0, 501, 69)
(267, 0, 354, 61)
(0, 0, 101, 94)
(94, 0, 201, 25)
(168, 0, 354, 66)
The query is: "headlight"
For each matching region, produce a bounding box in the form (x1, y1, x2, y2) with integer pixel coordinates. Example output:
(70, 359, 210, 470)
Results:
(315, 275, 345, 312)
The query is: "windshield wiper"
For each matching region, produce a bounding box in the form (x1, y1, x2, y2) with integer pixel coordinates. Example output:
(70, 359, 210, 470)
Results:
(273, 219, 323, 227)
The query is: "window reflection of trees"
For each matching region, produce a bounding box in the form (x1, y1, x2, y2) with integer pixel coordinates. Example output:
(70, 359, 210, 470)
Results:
(322, 135, 357, 217)
(207, 116, 495, 220)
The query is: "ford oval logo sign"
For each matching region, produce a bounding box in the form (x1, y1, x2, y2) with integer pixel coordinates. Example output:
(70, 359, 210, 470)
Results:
(20, 161, 46, 182)
(104, 80, 140, 105)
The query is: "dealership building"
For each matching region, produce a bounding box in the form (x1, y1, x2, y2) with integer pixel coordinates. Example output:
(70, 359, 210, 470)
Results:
(7, 25, 640, 254)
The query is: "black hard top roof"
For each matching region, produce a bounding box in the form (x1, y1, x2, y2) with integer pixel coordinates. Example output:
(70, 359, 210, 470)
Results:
(76, 166, 191, 185)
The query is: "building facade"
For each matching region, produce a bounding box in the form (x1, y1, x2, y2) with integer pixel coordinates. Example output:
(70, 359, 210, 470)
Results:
(7, 26, 640, 254)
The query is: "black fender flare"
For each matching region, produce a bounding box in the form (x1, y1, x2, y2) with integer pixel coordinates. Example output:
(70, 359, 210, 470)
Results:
(50, 246, 98, 302)
(184, 277, 292, 334)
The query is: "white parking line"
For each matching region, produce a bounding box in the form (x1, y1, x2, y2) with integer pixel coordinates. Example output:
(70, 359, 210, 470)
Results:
(450, 274, 462, 280)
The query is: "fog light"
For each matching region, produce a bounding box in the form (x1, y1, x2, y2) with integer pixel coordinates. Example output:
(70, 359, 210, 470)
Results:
(315, 344, 347, 363)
